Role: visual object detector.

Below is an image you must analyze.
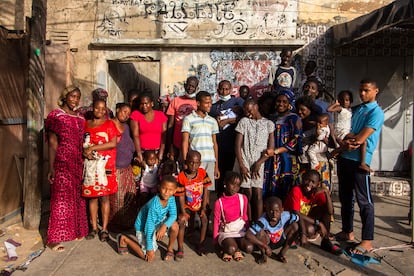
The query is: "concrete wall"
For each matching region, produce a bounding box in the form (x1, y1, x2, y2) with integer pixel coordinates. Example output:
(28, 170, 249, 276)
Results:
(45, 0, 394, 111)
(0, 0, 32, 31)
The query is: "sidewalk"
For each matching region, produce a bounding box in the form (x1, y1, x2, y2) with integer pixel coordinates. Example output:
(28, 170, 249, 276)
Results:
(1, 194, 413, 275)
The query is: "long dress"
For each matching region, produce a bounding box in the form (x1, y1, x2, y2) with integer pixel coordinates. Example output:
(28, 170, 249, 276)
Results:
(263, 112, 302, 200)
(46, 109, 88, 243)
(82, 119, 119, 197)
(109, 124, 137, 230)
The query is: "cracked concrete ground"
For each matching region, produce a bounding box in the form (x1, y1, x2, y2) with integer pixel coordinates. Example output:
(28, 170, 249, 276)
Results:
(1, 194, 413, 276)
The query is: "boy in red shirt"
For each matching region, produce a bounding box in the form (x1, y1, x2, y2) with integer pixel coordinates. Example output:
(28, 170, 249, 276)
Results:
(175, 150, 212, 260)
(284, 170, 342, 255)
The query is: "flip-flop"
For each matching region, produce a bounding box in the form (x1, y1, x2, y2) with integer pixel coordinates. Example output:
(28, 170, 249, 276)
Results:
(99, 230, 109, 242)
(222, 253, 232, 262)
(233, 251, 244, 261)
(196, 245, 207, 256)
(86, 229, 98, 240)
(116, 234, 128, 255)
(48, 243, 65, 253)
(175, 251, 184, 261)
(346, 244, 373, 256)
(164, 251, 174, 261)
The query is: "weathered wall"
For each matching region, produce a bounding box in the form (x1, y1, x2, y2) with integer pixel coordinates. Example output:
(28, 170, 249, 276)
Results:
(45, 0, 395, 109)
(0, 0, 32, 31)
(0, 37, 28, 220)
(298, 0, 394, 24)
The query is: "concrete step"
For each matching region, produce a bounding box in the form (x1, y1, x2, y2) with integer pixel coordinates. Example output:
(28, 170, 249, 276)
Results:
(331, 175, 411, 196)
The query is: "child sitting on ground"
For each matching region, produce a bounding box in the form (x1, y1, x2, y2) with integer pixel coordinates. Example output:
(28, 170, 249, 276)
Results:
(175, 150, 212, 260)
(116, 175, 179, 262)
(307, 113, 330, 170)
(245, 196, 299, 264)
(283, 170, 342, 255)
(213, 171, 252, 262)
(327, 90, 369, 172)
(137, 150, 159, 207)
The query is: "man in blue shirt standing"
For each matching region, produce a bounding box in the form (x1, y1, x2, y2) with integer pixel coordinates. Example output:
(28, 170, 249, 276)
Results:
(336, 78, 384, 255)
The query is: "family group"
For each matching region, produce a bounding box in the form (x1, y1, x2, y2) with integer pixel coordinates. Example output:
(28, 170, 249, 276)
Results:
(45, 48, 384, 265)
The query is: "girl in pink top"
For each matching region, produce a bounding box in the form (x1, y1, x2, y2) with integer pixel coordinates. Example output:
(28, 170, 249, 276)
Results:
(213, 171, 253, 262)
(130, 92, 168, 164)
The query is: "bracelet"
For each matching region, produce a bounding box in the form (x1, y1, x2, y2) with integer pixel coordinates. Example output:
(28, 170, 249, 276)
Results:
(274, 148, 279, 155)
(314, 219, 320, 227)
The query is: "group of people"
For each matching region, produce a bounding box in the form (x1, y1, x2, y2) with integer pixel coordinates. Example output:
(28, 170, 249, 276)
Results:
(45, 50, 384, 264)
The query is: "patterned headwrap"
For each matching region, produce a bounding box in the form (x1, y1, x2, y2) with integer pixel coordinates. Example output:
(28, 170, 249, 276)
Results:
(92, 88, 109, 102)
(277, 88, 295, 111)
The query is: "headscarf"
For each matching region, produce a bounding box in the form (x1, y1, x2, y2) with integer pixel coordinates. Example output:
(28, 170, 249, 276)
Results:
(277, 88, 295, 111)
(57, 85, 80, 107)
(92, 88, 109, 102)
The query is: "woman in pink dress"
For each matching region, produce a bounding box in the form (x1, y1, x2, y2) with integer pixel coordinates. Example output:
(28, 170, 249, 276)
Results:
(130, 92, 168, 163)
(82, 99, 119, 242)
(46, 85, 88, 252)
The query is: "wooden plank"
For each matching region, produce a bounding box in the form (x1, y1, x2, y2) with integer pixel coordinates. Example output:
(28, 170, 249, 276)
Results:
(23, 0, 46, 230)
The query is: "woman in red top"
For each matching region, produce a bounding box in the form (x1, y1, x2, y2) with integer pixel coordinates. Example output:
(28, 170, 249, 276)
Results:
(130, 92, 167, 164)
(82, 99, 119, 242)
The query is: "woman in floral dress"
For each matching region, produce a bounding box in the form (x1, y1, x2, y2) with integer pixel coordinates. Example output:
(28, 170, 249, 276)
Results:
(46, 85, 88, 252)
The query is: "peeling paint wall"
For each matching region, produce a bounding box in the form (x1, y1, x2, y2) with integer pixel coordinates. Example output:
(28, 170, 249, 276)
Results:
(298, 0, 394, 24)
(96, 0, 298, 40)
(44, 0, 396, 109)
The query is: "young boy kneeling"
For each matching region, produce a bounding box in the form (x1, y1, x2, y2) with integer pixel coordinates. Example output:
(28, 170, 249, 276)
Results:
(116, 175, 179, 262)
(284, 170, 342, 255)
(245, 196, 299, 264)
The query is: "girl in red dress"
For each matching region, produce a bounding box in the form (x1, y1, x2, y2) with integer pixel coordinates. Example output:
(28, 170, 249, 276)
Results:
(82, 99, 119, 242)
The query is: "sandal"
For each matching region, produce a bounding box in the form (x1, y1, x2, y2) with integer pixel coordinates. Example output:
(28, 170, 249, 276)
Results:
(196, 244, 207, 256)
(233, 251, 244, 261)
(85, 229, 98, 240)
(48, 243, 65, 253)
(175, 251, 184, 261)
(99, 230, 109, 242)
(164, 251, 174, 261)
(222, 253, 232, 262)
(116, 234, 128, 255)
(321, 239, 343, 256)
(275, 253, 288, 263)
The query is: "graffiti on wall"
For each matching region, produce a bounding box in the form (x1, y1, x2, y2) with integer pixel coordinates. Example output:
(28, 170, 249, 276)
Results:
(96, 0, 297, 40)
(167, 50, 281, 101)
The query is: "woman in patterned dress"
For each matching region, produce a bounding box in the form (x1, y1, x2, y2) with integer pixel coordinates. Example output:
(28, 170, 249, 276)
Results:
(263, 90, 302, 201)
(109, 103, 137, 231)
(82, 99, 119, 242)
(46, 86, 88, 252)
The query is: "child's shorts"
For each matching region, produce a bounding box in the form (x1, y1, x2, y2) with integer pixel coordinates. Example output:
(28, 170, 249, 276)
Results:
(269, 235, 286, 250)
(136, 222, 171, 253)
